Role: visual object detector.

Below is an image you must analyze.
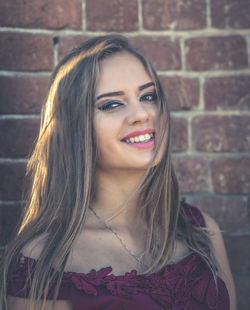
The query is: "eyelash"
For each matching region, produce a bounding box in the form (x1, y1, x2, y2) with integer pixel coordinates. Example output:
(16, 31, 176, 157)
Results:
(97, 92, 157, 112)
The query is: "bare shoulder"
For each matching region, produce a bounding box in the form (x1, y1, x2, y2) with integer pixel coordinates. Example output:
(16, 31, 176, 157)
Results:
(8, 296, 73, 310)
(201, 211, 238, 310)
(201, 211, 219, 229)
(21, 233, 48, 260)
(201, 211, 228, 267)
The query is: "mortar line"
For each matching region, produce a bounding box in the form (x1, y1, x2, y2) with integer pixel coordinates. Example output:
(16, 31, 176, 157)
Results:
(187, 116, 193, 152)
(1, 69, 250, 79)
(53, 37, 59, 68)
(199, 76, 206, 111)
(137, 0, 143, 31)
(0, 115, 40, 119)
(0, 27, 250, 37)
(245, 35, 250, 68)
(0, 200, 24, 205)
(206, 0, 212, 28)
(180, 38, 186, 70)
(0, 71, 51, 77)
(0, 158, 28, 163)
(172, 152, 250, 158)
(157, 69, 250, 77)
(206, 157, 214, 194)
(171, 110, 250, 117)
(82, 0, 87, 31)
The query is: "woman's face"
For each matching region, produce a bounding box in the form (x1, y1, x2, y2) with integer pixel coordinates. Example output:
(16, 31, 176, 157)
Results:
(94, 52, 160, 172)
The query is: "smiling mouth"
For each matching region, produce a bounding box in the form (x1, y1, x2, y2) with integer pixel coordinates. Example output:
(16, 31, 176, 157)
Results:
(122, 133, 154, 143)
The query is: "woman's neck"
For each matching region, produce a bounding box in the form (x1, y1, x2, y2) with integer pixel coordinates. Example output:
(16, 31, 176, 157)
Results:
(91, 168, 145, 227)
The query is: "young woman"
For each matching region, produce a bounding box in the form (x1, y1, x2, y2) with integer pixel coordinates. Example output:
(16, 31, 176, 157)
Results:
(1, 35, 236, 310)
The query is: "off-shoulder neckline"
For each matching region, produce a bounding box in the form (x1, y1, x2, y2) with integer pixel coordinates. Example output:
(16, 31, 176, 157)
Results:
(18, 251, 196, 278)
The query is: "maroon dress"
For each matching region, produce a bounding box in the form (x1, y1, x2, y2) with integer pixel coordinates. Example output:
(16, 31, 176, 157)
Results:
(7, 204, 230, 309)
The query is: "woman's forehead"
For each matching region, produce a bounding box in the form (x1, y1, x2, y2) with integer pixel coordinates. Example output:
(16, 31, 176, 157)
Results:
(96, 52, 153, 95)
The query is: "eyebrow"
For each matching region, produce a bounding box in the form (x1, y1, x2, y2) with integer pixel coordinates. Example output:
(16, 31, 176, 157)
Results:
(96, 82, 155, 101)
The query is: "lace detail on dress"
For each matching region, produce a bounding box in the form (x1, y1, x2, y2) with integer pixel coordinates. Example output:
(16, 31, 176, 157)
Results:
(8, 251, 229, 309)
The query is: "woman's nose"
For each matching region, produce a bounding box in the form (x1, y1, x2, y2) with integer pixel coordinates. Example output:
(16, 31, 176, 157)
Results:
(126, 100, 150, 125)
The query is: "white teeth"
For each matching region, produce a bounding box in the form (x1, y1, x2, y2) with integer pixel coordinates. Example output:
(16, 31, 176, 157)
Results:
(139, 135, 144, 142)
(125, 133, 154, 143)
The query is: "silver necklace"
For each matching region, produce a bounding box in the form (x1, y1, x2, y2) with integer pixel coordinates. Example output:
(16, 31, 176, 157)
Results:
(90, 207, 146, 267)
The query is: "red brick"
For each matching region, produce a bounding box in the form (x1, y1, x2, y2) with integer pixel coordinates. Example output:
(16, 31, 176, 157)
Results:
(129, 36, 181, 70)
(0, 162, 26, 200)
(59, 36, 181, 71)
(0, 119, 40, 158)
(143, 0, 206, 30)
(233, 275, 250, 310)
(58, 36, 91, 61)
(160, 76, 199, 110)
(173, 157, 209, 193)
(211, 0, 250, 29)
(205, 75, 250, 110)
(212, 158, 250, 194)
(172, 118, 188, 152)
(185, 36, 248, 71)
(224, 236, 250, 273)
(0, 203, 22, 246)
(86, 0, 138, 31)
(228, 2, 250, 29)
(187, 196, 248, 232)
(192, 116, 250, 152)
(0, 33, 53, 71)
(0, 0, 81, 29)
(210, 0, 226, 28)
(0, 76, 49, 114)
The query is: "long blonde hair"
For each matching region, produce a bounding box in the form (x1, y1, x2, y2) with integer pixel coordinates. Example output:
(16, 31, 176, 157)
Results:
(0, 35, 216, 310)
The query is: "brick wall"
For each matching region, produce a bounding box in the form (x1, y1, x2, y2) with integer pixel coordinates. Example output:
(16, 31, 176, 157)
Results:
(0, 0, 249, 308)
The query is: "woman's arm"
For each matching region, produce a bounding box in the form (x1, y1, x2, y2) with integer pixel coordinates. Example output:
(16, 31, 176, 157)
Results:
(202, 212, 238, 310)
(8, 296, 73, 310)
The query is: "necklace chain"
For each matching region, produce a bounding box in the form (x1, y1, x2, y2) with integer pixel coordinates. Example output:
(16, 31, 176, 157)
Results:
(90, 207, 146, 267)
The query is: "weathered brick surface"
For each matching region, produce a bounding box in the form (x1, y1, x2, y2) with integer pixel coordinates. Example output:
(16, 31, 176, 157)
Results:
(224, 236, 250, 273)
(0, 203, 22, 245)
(58, 36, 90, 61)
(0, 119, 40, 158)
(0, 163, 26, 200)
(59, 36, 182, 71)
(0, 33, 53, 71)
(212, 158, 250, 194)
(0, 76, 49, 114)
(173, 157, 209, 193)
(187, 196, 248, 232)
(185, 36, 248, 71)
(129, 37, 181, 70)
(143, 0, 206, 30)
(234, 275, 250, 310)
(205, 75, 250, 110)
(0, 0, 82, 30)
(211, 0, 250, 29)
(192, 116, 250, 152)
(172, 118, 188, 152)
(86, 0, 138, 31)
(160, 76, 199, 110)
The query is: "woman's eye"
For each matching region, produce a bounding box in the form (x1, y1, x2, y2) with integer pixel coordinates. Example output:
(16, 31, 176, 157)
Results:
(140, 92, 157, 102)
(98, 101, 123, 111)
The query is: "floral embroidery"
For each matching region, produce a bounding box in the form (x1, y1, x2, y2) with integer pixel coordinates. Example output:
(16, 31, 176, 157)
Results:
(8, 252, 228, 309)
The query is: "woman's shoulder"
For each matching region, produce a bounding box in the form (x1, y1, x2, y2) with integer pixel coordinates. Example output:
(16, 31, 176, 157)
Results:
(181, 200, 221, 233)
(181, 200, 206, 227)
(21, 233, 48, 260)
